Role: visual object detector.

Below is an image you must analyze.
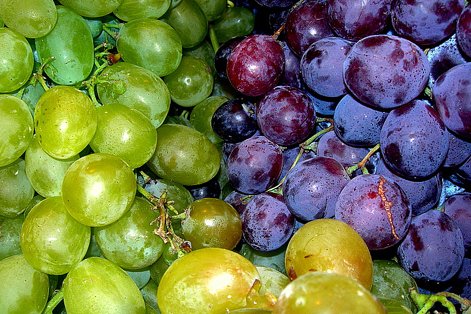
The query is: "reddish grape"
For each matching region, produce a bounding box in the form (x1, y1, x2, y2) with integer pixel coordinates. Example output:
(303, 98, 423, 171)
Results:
(279, 40, 303, 89)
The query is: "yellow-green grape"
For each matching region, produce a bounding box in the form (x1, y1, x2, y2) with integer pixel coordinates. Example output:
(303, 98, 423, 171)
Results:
(34, 85, 97, 160)
(189, 95, 228, 144)
(0, 159, 34, 218)
(25, 135, 79, 198)
(0, 28, 34, 93)
(63, 257, 146, 314)
(0, 95, 34, 167)
(0, 0, 57, 38)
(20, 196, 91, 275)
(193, 0, 226, 21)
(61, 153, 136, 227)
(58, 0, 123, 17)
(113, 0, 171, 21)
(0, 215, 24, 260)
(256, 266, 290, 298)
(0, 255, 49, 314)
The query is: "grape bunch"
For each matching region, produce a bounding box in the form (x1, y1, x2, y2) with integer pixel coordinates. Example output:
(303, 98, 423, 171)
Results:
(0, 0, 470, 313)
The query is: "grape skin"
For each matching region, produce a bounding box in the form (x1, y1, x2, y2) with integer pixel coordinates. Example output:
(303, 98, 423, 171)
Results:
(457, 6, 471, 58)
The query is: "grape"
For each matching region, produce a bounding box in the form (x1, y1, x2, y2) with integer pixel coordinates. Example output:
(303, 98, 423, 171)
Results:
(285, 219, 373, 289)
(117, 18, 182, 77)
(0, 28, 34, 93)
(279, 40, 303, 89)
(0, 255, 49, 314)
(327, 0, 392, 42)
(194, 0, 226, 21)
(94, 197, 164, 270)
(397, 210, 465, 283)
(89, 104, 157, 169)
(273, 272, 386, 314)
(316, 130, 369, 168)
(63, 257, 146, 314)
(211, 6, 255, 44)
(282, 156, 350, 221)
(0, 158, 34, 218)
(443, 133, 471, 169)
(226, 34, 284, 97)
(113, 0, 171, 21)
(279, 146, 316, 180)
(443, 193, 471, 254)
(34, 85, 97, 160)
(189, 95, 228, 144)
(97, 62, 171, 128)
(284, 0, 334, 56)
(335, 174, 412, 251)
(391, 0, 464, 47)
(224, 190, 251, 215)
(35, 6, 94, 85)
(239, 242, 286, 275)
(432, 62, 471, 141)
(143, 177, 194, 214)
(457, 6, 471, 58)
(254, 0, 296, 8)
(256, 266, 289, 298)
(449, 257, 471, 300)
(58, 0, 122, 17)
(308, 91, 339, 117)
(379, 99, 449, 180)
(0, 216, 23, 260)
(343, 34, 430, 109)
(184, 40, 217, 75)
(0, 95, 34, 167)
(333, 94, 388, 147)
(0, 0, 57, 38)
(214, 37, 244, 83)
(227, 135, 283, 194)
(20, 196, 91, 275)
(187, 177, 222, 200)
(62, 153, 136, 227)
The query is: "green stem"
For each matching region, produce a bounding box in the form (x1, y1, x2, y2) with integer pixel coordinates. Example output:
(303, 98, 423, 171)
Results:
(42, 287, 64, 314)
(301, 125, 333, 151)
(209, 25, 220, 52)
(346, 143, 380, 176)
(227, 0, 234, 7)
(411, 289, 457, 314)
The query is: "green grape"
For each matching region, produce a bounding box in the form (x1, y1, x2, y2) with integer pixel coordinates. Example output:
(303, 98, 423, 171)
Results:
(162, 0, 208, 48)
(0, 95, 34, 167)
(90, 104, 157, 169)
(164, 55, 214, 107)
(126, 269, 151, 289)
(94, 197, 164, 270)
(62, 153, 136, 227)
(83, 17, 103, 38)
(273, 272, 386, 313)
(35, 5, 94, 85)
(189, 95, 228, 143)
(285, 219, 373, 290)
(0, 28, 34, 93)
(117, 18, 182, 77)
(212, 6, 255, 44)
(113, 0, 171, 21)
(183, 40, 216, 75)
(34, 85, 97, 159)
(193, 0, 226, 21)
(63, 257, 146, 314)
(143, 178, 194, 214)
(239, 243, 287, 275)
(0, 254, 49, 314)
(0, 215, 24, 260)
(149, 242, 179, 284)
(147, 124, 221, 186)
(181, 197, 242, 250)
(97, 62, 171, 128)
(157, 248, 263, 313)
(25, 135, 78, 197)
(0, 158, 34, 218)
(22, 194, 45, 218)
(58, 0, 123, 17)
(0, 0, 57, 38)
(13, 80, 46, 115)
(20, 196, 91, 275)
(140, 279, 159, 312)
(255, 266, 289, 298)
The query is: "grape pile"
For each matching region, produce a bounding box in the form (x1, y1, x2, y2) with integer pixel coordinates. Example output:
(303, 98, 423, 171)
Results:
(0, 0, 470, 313)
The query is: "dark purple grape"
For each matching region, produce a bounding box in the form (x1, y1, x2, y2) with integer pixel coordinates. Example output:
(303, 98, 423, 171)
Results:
(333, 94, 388, 147)
(391, 0, 464, 47)
(449, 257, 471, 299)
(211, 98, 258, 143)
(307, 91, 339, 116)
(227, 135, 283, 194)
(279, 146, 317, 180)
(380, 99, 449, 180)
(335, 174, 411, 251)
(256, 86, 316, 146)
(187, 177, 221, 200)
(327, 0, 392, 41)
(397, 210, 465, 283)
(282, 156, 350, 221)
(457, 6, 471, 58)
(443, 193, 471, 254)
(432, 63, 471, 141)
(375, 158, 442, 217)
(316, 130, 369, 168)
(253, 0, 297, 8)
(215, 37, 245, 83)
(279, 40, 303, 89)
(221, 141, 238, 163)
(343, 34, 430, 109)
(284, 0, 334, 56)
(300, 36, 353, 98)
(227, 34, 285, 97)
(242, 192, 295, 251)
(443, 133, 471, 169)
(224, 190, 251, 215)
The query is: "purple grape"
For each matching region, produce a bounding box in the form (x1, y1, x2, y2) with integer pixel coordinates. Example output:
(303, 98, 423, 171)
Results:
(253, 0, 297, 8)
(449, 257, 471, 299)
(343, 34, 430, 109)
(333, 94, 388, 147)
(443, 193, 471, 254)
(447, 155, 471, 188)
(224, 190, 251, 215)
(457, 6, 471, 58)
(327, 0, 392, 41)
(227, 34, 285, 97)
(187, 177, 221, 200)
(307, 91, 339, 116)
(443, 133, 471, 169)
(375, 158, 442, 217)
(279, 40, 303, 89)
(279, 146, 316, 180)
(300, 36, 353, 98)
(242, 192, 295, 252)
(284, 0, 334, 56)
(316, 130, 369, 168)
(256, 86, 316, 146)
(282, 156, 350, 221)
(397, 210, 465, 283)
(391, 0, 464, 47)
(227, 135, 283, 194)
(215, 37, 245, 83)
(432, 63, 471, 141)
(380, 99, 450, 180)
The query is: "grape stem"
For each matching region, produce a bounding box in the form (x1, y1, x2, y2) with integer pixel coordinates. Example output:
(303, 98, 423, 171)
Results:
(209, 25, 220, 52)
(33, 56, 55, 91)
(346, 143, 380, 176)
(410, 288, 460, 314)
(42, 286, 64, 314)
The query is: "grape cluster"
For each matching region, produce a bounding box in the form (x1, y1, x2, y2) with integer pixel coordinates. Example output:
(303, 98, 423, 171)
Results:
(0, 0, 470, 313)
